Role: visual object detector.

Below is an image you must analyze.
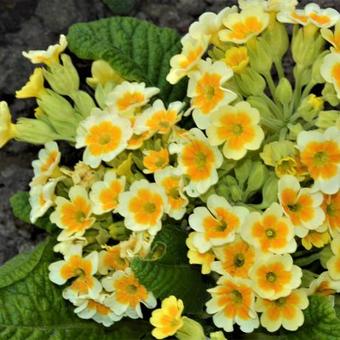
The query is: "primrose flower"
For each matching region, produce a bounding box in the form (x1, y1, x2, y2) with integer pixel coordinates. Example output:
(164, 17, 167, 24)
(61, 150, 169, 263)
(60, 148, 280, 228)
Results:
(186, 232, 215, 275)
(154, 166, 188, 220)
(22, 34, 67, 65)
(120, 231, 155, 259)
(241, 202, 297, 254)
(50, 185, 95, 240)
(212, 237, 257, 279)
(102, 268, 157, 318)
(304, 3, 340, 28)
(321, 21, 340, 52)
(89, 170, 125, 215)
(187, 59, 237, 129)
(249, 254, 302, 300)
(188, 6, 237, 44)
(29, 179, 59, 223)
(76, 112, 133, 168)
(0, 101, 16, 148)
(143, 148, 170, 174)
(74, 294, 122, 327)
(322, 192, 340, 234)
(297, 127, 340, 194)
(49, 252, 101, 300)
(278, 175, 325, 237)
(134, 99, 183, 135)
(224, 46, 249, 74)
(255, 289, 309, 332)
(189, 194, 249, 252)
(98, 245, 129, 275)
(31, 141, 61, 184)
(206, 276, 259, 333)
(277, 8, 309, 25)
(326, 237, 340, 280)
(308, 271, 340, 296)
(166, 34, 209, 84)
(302, 230, 330, 250)
(16, 68, 46, 99)
(219, 8, 269, 44)
(53, 236, 87, 257)
(106, 81, 159, 115)
(321, 53, 340, 99)
(150, 296, 184, 339)
(206, 101, 264, 160)
(170, 128, 223, 197)
(127, 131, 153, 150)
(117, 179, 167, 235)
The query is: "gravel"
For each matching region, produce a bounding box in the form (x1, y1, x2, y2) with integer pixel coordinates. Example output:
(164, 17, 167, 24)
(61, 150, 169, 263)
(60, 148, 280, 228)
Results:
(0, 0, 339, 264)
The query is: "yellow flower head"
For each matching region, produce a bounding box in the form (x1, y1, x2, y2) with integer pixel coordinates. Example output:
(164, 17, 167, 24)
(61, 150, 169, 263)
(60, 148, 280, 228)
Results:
(74, 294, 122, 327)
(106, 81, 159, 115)
(0, 101, 16, 148)
(170, 128, 223, 197)
(189, 194, 249, 252)
(241, 202, 296, 254)
(302, 230, 330, 250)
(187, 59, 236, 129)
(308, 271, 340, 296)
(16, 68, 46, 99)
(134, 99, 183, 136)
(297, 127, 340, 195)
(321, 21, 340, 52)
(322, 192, 340, 234)
(117, 179, 168, 235)
(304, 3, 340, 28)
(23, 34, 67, 65)
(102, 268, 156, 318)
(278, 175, 325, 237)
(255, 289, 309, 332)
(49, 252, 101, 300)
(50, 185, 95, 240)
(206, 276, 259, 333)
(249, 254, 302, 300)
(127, 130, 153, 150)
(166, 34, 209, 85)
(186, 232, 215, 275)
(98, 245, 129, 275)
(76, 111, 133, 168)
(89, 170, 125, 214)
(212, 236, 256, 279)
(143, 148, 170, 174)
(219, 8, 270, 44)
(321, 52, 340, 99)
(86, 60, 123, 88)
(154, 166, 188, 220)
(207, 101, 264, 160)
(327, 237, 340, 280)
(224, 46, 249, 74)
(150, 296, 184, 339)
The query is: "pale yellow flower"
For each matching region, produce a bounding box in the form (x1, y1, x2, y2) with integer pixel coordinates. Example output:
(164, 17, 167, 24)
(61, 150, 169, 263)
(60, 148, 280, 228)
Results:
(0, 101, 16, 148)
(16, 68, 46, 99)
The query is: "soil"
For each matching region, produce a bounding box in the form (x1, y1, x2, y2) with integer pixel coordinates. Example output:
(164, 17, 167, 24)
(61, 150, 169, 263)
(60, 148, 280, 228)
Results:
(0, 0, 339, 264)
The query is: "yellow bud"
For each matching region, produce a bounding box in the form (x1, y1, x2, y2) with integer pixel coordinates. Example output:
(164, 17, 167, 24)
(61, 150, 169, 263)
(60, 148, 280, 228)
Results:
(16, 68, 46, 99)
(297, 94, 324, 122)
(0, 101, 16, 148)
(224, 46, 249, 74)
(176, 317, 205, 340)
(86, 60, 124, 88)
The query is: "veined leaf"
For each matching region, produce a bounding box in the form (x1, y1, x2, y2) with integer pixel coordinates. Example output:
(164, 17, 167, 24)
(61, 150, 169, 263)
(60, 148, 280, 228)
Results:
(10, 191, 57, 233)
(67, 17, 187, 103)
(0, 237, 151, 339)
(131, 225, 210, 315)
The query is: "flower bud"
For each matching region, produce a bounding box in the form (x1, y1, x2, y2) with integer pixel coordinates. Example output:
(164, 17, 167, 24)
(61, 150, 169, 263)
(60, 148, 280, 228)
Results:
(70, 90, 96, 118)
(260, 174, 278, 208)
(311, 51, 328, 85)
(275, 77, 293, 106)
(234, 158, 252, 187)
(43, 54, 79, 95)
(0, 101, 16, 148)
(316, 110, 340, 129)
(16, 68, 47, 99)
(235, 68, 266, 96)
(95, 82, 116, 109)
(322, 82, 340, 106)
(246, 161, 267, 197)
(86, 60, 123, 88)
(176, 317, 205, 340)
(297, 94, 324, 122)
(247, 38, 273, 75)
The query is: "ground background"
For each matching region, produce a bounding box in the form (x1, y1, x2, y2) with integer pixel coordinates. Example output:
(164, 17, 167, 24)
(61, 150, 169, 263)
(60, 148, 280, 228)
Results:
(0, 0, 338, 264)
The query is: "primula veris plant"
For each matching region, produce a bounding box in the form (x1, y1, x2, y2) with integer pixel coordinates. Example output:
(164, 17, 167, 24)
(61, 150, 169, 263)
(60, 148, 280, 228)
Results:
(1, 0, 340, 339)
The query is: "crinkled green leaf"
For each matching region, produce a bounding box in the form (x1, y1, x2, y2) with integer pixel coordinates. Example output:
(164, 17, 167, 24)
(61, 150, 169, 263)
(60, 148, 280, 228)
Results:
(67, 17, 187, 103)
(131, 225, 210, 315)
(279, 295, 340, 340)
(10, 191, 57, 233)
(0, 237, 151, 339)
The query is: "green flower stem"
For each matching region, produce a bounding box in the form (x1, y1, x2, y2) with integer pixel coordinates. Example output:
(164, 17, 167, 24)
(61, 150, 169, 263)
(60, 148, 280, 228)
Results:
(260, 116, 283, 130)
(301, 81, 315, 99)
(290, 65, 304, 114)
(294, 252, 321, 267)
(264, 72, 277, 101)
(262, 95, 282, 119)
(279, 127, 287, 140)
(274, 57, 284, 79)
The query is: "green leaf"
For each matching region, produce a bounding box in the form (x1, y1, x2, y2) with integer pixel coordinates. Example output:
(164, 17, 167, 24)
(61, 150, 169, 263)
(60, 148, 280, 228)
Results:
(0, 237, 151, 339)
(103, 0, 136, 15)
(131, 225, 210, 315)
(10, 191, 57, 233)
(279, 295, 340, 340)
(67, 17, 187, 103)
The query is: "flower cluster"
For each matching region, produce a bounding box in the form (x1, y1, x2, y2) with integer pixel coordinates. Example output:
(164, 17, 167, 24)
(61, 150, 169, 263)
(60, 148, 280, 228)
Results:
(1, 0, 340, 338)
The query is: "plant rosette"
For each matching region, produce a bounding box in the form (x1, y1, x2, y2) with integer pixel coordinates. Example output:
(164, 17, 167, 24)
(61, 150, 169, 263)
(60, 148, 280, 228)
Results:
(1, 0, 340, 339)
